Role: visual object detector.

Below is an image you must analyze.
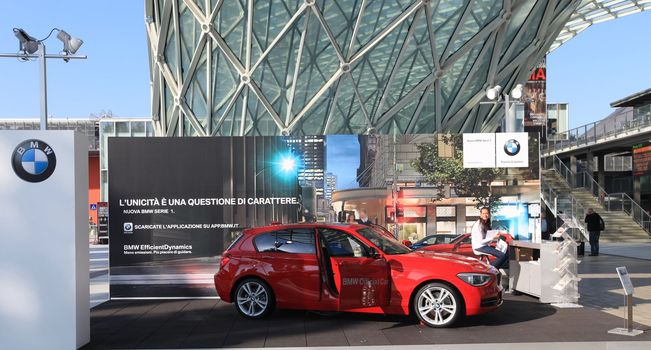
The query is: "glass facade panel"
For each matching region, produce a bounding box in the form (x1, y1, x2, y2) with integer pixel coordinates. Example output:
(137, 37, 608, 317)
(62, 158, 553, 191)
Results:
(147, 0, 582, 136)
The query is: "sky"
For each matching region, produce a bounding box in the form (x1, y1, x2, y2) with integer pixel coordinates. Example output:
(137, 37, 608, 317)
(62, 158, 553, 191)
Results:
(326, 135, 360, 190)
(1, 2, 650, 128)
(0, 1, 150, 119)
(547, 10, 651, 129)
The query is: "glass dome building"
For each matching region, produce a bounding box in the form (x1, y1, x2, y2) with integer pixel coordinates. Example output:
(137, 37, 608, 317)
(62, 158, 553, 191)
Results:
(144, 0, 649, 136)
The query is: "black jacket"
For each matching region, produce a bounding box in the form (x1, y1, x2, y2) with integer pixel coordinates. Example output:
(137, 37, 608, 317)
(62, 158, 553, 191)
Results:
(585, 212, 604, 232)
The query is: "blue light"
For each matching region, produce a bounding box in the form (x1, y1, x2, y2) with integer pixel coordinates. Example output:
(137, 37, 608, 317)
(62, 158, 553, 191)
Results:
(280, 156, 296, 172)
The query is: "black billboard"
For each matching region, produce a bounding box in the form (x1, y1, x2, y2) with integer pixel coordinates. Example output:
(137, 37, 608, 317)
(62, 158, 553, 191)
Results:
(108, 137, 301, 297)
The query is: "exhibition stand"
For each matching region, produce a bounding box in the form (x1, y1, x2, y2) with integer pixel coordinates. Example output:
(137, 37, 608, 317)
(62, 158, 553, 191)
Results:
(0, 131, 90, 350)
(509, 215, 581, 305)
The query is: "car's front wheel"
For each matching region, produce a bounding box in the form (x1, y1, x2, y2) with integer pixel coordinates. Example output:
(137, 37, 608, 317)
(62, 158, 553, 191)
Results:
(234, 278, 274, 319)
(414, 282, 462, 327)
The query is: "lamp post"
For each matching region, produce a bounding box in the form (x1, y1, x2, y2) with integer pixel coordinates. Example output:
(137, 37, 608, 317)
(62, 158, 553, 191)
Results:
(481, 84, 524, 132)
(0, 28, 87, 130)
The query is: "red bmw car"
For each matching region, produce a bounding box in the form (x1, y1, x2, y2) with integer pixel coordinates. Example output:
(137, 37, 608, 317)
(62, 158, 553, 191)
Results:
(215, 223, 502, 327)
(417, 233, 513, 263)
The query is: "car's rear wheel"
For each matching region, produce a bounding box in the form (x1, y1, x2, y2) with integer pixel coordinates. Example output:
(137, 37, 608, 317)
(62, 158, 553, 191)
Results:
(414, 282, 462, 328)
(234, 278, 274, 319)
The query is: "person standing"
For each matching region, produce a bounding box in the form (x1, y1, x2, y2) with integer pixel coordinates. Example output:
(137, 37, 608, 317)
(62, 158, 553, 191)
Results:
(471, 207, 508, 268)
(346, 213, 357, 224)
(584, 208, 605, 256)
(356, 208, 371, 225)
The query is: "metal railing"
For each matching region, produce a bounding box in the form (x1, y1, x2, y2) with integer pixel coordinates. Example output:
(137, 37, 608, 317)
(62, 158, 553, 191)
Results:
(542, 154, 651, 236)
(541, 178, 588, 241)
(544, 112, 651, 153)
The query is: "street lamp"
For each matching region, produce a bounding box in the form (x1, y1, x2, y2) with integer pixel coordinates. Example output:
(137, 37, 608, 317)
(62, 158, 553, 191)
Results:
(482, 84, 524, 132)
(1, 27, 87, 130)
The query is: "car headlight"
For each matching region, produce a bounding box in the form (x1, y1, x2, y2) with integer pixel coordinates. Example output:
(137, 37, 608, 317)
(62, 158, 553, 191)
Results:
(457, 273, 492, 287)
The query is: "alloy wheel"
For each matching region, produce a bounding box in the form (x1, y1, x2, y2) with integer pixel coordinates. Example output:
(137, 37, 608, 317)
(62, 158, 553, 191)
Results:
(416, 285, 458, 327)
(236, 280, 269, 317)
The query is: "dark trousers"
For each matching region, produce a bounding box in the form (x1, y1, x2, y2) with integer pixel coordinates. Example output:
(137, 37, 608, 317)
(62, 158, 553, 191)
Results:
(589, 231, 600, 255)
(476, 246, 508, 269)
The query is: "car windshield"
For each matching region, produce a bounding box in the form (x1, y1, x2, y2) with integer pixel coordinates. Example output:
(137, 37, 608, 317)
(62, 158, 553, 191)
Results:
(357, 228, 412, 255)
(450, 234, 469, 245)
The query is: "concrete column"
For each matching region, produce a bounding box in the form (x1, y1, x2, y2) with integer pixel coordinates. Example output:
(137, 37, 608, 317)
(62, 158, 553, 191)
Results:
(570, 155, 578, 187)
(634, 176, 641, 203)
(586, 151, 594, 173)
(597, 153, 606, 190)
(427, 205, 436, 235)
(456, 205, 466, 235)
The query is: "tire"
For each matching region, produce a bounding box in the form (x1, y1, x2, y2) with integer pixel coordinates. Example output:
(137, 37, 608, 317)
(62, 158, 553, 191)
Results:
(413, 282, 463, 328)
(234, 278, 275, 319)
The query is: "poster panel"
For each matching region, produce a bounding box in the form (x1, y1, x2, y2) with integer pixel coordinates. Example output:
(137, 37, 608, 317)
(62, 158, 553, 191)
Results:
(524, 59, 547, 127)
(108, 133, 541, 298)
(109, 137, 301, 297)
(633, 144, 651, 176)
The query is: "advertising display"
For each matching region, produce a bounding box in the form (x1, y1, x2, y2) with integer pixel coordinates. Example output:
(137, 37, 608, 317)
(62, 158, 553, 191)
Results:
(462, 133, 496, 168)
(108, 133, 540, 298)
(632, 144, 651, 176)
(524, 59, 547, 127)
(109, 137, 302, 297)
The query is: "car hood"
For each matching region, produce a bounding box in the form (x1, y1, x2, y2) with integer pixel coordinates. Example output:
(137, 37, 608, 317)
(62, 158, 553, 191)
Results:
(399, 250, 493, 272)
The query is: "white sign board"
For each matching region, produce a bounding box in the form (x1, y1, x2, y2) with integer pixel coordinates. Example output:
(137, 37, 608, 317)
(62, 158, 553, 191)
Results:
(495, 132, 529, 168)
(0, 131, 89, 349)
(463, 133, 495, 168)
(616, 266, 634, 296)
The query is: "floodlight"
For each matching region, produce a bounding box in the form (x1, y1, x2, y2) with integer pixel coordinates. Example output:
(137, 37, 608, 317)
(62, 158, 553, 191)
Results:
(486, 85, 502, 100)
(511, 84, 524, 99)
(56, 29, 83, 62)
(13, 28, 39, 54)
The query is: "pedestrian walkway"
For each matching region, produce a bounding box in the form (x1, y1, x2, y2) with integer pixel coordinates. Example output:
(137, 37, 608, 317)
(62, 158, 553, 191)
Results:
(579, 243, 651, 327)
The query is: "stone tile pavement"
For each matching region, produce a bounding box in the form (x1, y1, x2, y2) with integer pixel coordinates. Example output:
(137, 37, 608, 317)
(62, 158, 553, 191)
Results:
(579, 243, 651, 328)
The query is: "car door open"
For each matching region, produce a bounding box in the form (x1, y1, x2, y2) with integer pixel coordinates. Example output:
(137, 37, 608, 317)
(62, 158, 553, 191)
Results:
(318, 228, 389, 310)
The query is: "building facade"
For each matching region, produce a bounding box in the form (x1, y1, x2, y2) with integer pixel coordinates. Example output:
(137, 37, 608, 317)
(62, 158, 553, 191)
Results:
(287, 135, 326, 198)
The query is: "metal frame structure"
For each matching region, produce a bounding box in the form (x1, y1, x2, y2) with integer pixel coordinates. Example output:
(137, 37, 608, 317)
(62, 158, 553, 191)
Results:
(144, 0, 645, 136)
(550, 0, 651, 52)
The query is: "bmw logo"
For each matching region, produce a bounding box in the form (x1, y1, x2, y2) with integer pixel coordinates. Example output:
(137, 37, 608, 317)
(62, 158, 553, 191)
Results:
(11, 139, 57, 183)
(503, 139, 521, 156)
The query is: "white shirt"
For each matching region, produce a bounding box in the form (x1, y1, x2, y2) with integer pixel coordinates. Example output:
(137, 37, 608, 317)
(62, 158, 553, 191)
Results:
(471, 219, 494, 254)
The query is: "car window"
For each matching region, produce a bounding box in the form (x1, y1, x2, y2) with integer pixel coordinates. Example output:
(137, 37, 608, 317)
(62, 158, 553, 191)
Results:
(319, 228, 368, 258)
(254, 229, 316, 254)
(276, 229, 315, 254)
(357, 228, 412, 255)
(427, 237, 438, 244)
(254, 232, 277, 252)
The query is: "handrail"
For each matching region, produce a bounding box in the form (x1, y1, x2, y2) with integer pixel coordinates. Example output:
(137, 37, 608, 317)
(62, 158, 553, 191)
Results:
(542, 154, 651, 236)
(543, 112, 651, 154)
(541, 178, 588, 241)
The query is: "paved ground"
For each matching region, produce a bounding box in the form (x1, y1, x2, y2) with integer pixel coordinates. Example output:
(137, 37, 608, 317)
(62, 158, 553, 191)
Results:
(85, 242, 651, 348)
(82, 293, 651, 349)
(579, 243, 651, 327)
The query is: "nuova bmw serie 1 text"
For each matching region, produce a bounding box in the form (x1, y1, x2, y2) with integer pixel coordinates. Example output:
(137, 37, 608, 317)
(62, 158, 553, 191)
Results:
(215, 223, 502, 327)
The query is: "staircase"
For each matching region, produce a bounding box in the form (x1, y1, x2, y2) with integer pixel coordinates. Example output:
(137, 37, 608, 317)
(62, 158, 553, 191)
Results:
(542, 169, 651, 243)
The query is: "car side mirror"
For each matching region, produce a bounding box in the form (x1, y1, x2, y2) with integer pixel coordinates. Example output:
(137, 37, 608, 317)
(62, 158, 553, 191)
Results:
(368, 247, 381, 259)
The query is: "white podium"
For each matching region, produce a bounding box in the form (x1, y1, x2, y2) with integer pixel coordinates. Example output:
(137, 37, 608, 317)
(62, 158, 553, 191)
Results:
(0, 131, 89, 349)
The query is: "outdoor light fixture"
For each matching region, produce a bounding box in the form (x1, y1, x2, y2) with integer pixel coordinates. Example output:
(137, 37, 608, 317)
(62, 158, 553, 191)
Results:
(486, 85, 502, 101)
(510, 83, 524, 99)
(482, 83, 526, 132)
(56, 29, 83, 60)
(13, 28, 39, 56)
(1, 27, 87, 130)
